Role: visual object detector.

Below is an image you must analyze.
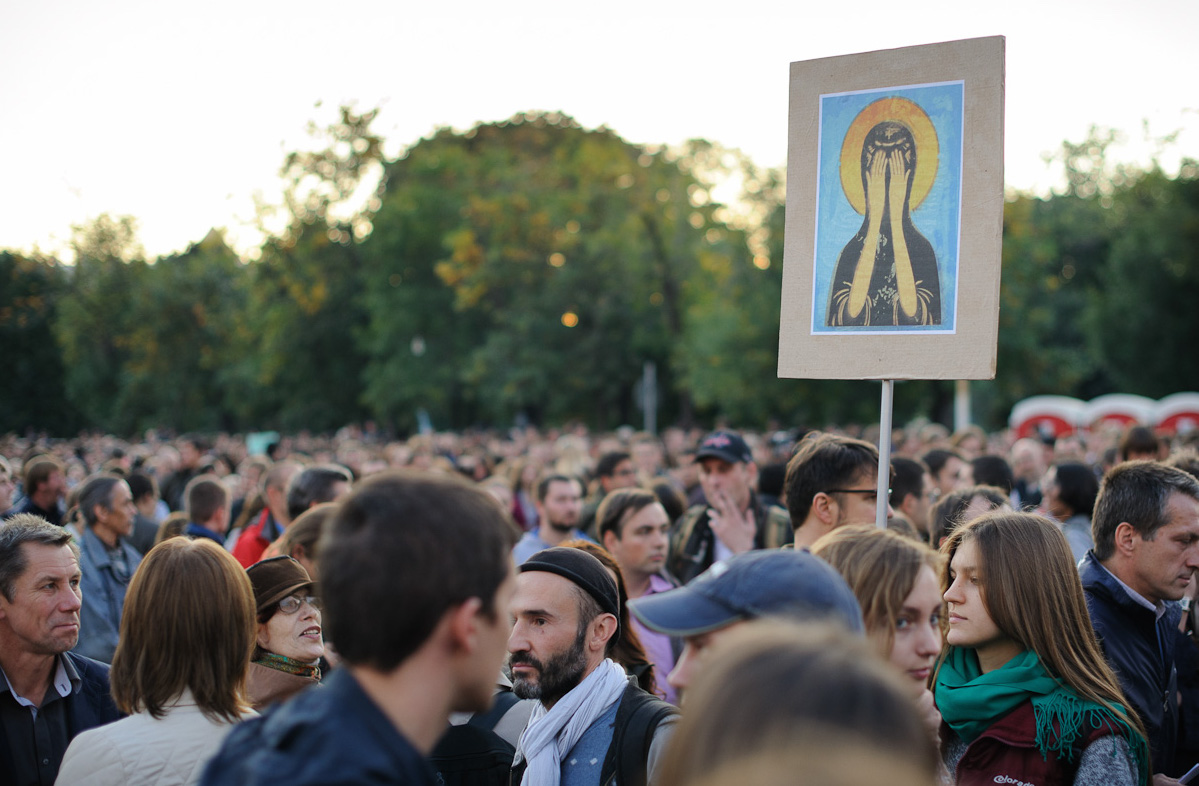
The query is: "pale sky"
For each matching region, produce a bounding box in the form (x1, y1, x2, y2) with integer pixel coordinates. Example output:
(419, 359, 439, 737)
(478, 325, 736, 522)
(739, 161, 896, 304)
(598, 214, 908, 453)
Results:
(2, 0, 1195, 260)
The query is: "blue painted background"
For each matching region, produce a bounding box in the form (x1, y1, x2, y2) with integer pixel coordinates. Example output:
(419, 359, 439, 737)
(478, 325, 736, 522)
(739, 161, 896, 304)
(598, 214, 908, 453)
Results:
(811, 81, 964, 334)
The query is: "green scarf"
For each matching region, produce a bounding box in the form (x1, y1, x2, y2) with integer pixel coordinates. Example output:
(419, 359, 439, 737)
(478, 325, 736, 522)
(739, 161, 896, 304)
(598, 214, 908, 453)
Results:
(254, 651, 321, 681)
(936, 647, 1148, 784)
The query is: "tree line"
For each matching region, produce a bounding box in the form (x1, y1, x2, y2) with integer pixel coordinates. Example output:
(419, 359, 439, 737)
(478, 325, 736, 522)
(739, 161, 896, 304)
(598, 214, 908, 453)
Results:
(2, 109, 1196, 437)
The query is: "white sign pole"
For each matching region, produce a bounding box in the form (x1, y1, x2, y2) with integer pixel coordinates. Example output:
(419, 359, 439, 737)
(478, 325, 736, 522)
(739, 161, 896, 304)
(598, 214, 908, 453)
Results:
(954, 379, 971, 431)
(877, 380, 894, 529)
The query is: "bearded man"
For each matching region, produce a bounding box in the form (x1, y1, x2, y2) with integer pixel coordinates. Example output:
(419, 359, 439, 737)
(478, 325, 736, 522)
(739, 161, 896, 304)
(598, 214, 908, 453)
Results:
(507, 548, 675, 785)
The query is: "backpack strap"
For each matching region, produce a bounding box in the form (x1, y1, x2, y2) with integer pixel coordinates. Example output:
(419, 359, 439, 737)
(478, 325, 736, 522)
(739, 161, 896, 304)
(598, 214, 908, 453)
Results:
(600, 683, 678, 786)
(469, 688, 520, 731)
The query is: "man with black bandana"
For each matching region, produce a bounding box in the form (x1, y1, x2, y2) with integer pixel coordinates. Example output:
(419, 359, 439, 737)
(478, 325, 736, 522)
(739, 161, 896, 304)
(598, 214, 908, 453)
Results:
(508, 547, 675, 785)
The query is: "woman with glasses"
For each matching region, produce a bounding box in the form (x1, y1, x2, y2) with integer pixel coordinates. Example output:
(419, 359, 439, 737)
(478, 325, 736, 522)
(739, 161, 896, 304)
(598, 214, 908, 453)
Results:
(246, 556, 325, 709)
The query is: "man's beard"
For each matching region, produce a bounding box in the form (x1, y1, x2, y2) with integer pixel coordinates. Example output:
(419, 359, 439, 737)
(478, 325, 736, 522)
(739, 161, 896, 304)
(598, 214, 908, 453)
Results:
(546, 516, 576, 534)
(510, 629, 588, 705)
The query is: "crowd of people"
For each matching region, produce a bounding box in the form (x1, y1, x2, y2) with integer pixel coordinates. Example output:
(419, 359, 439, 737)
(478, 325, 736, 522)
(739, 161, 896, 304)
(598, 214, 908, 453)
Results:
(1, 417, 1198, 785)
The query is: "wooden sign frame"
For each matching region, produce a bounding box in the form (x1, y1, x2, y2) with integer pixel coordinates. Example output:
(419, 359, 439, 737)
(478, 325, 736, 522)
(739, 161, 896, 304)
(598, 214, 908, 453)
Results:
(778, 36, 1005, 380)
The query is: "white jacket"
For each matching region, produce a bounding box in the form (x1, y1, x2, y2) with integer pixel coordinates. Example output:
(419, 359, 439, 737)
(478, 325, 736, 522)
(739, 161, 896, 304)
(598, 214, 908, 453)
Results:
(55, 691, 254, 786)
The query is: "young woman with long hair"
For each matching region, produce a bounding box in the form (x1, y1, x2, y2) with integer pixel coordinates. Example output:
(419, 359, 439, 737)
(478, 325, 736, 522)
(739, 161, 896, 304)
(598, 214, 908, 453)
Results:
(935, 511, 1149, 785)
(812, 525, 944, 742)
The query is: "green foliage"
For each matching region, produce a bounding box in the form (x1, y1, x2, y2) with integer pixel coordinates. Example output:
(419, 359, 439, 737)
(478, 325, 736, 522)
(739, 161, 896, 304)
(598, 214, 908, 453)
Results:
(8, 115, 1199, 437)
(232, 219, 370, 431)
(971, 126, 1199, 428)
(0, 252, 76, 433)
(54, 215, 146, 431)
(356, 114, 761, 430)
(1085, 166, 1199, 395)
(116, 231, 248, 431)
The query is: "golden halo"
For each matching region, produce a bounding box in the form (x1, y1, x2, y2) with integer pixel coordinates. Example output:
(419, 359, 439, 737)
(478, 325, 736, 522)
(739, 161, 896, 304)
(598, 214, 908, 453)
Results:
(839, 97, 938, 214)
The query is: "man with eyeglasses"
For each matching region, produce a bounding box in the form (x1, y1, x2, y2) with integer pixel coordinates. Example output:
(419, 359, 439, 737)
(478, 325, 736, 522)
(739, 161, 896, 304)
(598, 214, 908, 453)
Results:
(787, 432, 891, 550)
(668, 430, 792, 584)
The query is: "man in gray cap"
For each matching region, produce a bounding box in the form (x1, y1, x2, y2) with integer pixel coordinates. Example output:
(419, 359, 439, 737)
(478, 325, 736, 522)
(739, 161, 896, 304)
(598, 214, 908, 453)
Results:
(508, 547, 675, 786)
(668, 430, 792, 584)
(630, 548, 863, 701)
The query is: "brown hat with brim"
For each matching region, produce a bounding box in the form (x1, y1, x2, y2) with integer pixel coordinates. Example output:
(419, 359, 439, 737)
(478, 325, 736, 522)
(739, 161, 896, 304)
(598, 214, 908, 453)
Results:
(247, 556, 316, 618)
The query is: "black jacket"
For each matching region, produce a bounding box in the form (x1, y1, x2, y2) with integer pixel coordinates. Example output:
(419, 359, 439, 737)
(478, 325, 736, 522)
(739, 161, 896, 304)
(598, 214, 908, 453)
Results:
(1080, 551, 1180, 773)
(202, 668, 436, 785)
(0, 652, 123, 783)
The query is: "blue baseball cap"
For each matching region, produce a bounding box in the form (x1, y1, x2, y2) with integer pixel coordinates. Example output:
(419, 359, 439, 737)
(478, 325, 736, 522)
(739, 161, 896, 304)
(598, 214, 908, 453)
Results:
(629, 549, 864, 636)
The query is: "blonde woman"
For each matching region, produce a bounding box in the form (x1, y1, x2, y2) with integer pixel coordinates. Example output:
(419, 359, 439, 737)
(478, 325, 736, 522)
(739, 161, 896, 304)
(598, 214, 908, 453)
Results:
(812, 525, 944, 742)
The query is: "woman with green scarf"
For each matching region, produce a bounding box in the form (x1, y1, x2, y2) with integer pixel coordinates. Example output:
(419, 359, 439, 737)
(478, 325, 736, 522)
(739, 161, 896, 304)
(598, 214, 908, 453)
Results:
(934, 511, 1150, 785)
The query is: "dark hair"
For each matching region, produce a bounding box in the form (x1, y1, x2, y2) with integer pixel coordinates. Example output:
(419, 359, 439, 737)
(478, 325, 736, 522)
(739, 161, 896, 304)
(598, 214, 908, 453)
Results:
(22, 455, 64, 496)
(0, 514, 79, 601)
(562, 539, 658, 695)
(888, 457, 928, 508)
(1120, 426, 1159, 461)
(652, 481, 686, 524)
(928, 485, 1008, 548)
(1092, 461, 1199, 561)
(185, 474, 229, 525)
(1052, 462, 1099, 519)
(595, 452, 632, 480)
(596, 488, 660, 541)
(320, 471, 519, 671)
(970, 455, 1013, 494)
(757, 462, 787, 500)
(126, 471, 158, 504)
(110, 538, 254, 722)
(76, 474, 123, 528)
(784, 433, 880, 528)
(920, 448, 963, 479)
(286, 464, 352, 520)
(536, 473, 580, 504)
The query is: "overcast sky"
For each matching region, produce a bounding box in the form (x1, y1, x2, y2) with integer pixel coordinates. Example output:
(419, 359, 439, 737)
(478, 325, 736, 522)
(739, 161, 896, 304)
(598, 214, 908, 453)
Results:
(3, 0, 1195, 259)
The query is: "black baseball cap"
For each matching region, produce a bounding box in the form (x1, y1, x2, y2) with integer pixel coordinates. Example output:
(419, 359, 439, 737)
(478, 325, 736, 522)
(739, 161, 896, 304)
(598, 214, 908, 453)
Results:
(695, 430, 753, 465)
